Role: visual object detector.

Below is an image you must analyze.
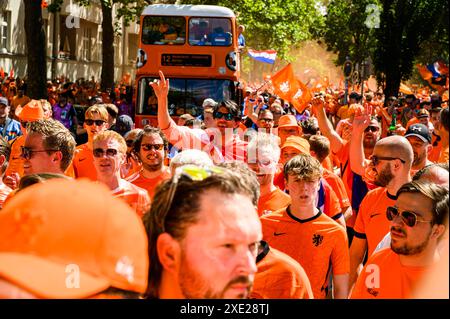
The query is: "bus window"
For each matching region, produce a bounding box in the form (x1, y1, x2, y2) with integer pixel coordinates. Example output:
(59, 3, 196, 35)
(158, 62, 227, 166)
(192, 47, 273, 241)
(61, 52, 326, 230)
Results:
(188, 18, 232, 46)
(142, 16, 186, 45)
(137, 78, 235, 117)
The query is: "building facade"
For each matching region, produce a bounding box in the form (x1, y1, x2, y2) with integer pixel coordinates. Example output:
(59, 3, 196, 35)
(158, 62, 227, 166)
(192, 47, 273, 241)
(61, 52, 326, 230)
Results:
(0, 0, 139, 83)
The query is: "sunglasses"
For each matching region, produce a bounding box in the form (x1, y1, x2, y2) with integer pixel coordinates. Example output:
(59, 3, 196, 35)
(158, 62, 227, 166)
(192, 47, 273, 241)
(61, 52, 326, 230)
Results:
(20, 146, 59, 160)
(85, 119, 106, 126)
(213, 111, 234, 121)
(259, 118, 274, 123)
(370, 155, 406, 166)
(93, 148, 119, 158)
(386, 206, 433, 227)
(364, 126, 380, 133)
(141, 144, 164, 151)
(126, 140, 134, 147)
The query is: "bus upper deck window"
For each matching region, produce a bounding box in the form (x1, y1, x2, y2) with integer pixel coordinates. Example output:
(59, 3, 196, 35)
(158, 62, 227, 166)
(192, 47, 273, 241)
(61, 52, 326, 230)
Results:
(142, 16, 185, 45)
(189, 18, 232, 46)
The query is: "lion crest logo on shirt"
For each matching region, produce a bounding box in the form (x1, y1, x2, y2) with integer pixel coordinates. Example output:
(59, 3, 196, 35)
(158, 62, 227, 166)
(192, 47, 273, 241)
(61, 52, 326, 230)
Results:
(312, 234, 324, 247)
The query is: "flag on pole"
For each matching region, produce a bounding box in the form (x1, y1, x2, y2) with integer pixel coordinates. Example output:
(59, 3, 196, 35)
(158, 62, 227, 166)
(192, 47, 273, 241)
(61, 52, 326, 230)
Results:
(271, 64, 312, 114)
(247, 49, 277, 64)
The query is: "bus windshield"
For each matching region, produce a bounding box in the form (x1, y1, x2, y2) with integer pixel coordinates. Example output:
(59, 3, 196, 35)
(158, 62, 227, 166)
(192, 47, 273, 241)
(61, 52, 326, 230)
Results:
(142, 16, 186, 45)
(188, 17, 232, 46)
(137, 78, 235, 117)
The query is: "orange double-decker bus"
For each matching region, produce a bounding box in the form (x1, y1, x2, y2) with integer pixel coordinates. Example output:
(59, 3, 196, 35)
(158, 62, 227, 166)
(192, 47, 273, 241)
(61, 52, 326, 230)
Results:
(134, 4, 242, 128)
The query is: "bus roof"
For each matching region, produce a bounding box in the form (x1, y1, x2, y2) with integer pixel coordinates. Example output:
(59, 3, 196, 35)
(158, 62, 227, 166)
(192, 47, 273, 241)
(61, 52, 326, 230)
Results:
(142, 4, 235, 18)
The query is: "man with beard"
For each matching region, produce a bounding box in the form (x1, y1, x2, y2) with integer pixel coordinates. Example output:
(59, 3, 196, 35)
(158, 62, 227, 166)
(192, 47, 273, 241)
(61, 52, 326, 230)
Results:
(128, 125, 171, 199)
(152, 71, 246, 163)
(246, 132, 291, 216)
(312, 98, 380, 243)
(404, 123, 434, 174)
(351, 181, 448, 298)
(348, 134, 413, 292)
(142, 165, 262, 299)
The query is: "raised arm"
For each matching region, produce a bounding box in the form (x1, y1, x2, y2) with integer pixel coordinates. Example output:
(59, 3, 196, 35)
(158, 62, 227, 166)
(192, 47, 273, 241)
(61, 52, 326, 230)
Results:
(311, 97, 344, 154)
(151, 70, 174, 130)
(349, 105, 372, 177)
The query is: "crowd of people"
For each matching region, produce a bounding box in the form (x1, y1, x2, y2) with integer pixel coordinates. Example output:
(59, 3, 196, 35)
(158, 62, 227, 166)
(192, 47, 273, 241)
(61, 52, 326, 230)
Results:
(0, 70, 448, 299)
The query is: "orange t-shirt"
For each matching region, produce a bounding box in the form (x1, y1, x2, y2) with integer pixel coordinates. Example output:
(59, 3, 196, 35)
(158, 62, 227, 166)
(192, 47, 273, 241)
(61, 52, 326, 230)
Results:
(351, 248, 431, 299)
(72, 143, 97, 181)
(353, 187, 397, 256)
(121, 157, 142, 179)
(251, 243, 314, 299)
(438, 146, 449, 164)
(322, 169, 350, 210)
(261, 207, 349, 299)
(0, 183, 12, 209)
(111, 179, 151, 218)
(257, 187, 291, 217)
(127, 167, 171, 200)
(321, 179, 342, 221)
(429, 132, 442, 163)
(322, 155, 334, 172)
(5, 135, 25, 178)
(405, 117, 419, 131)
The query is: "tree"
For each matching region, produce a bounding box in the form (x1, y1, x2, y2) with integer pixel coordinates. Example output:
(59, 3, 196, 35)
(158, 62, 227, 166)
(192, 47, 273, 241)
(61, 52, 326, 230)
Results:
(373, 0, 448, 99)
(24, 0, 48, 99)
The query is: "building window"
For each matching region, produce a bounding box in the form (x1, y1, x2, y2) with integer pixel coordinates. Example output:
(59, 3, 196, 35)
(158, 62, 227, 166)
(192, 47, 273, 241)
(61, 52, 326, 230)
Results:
(0, 11, 11, 53)
(82, 27, 92, 61)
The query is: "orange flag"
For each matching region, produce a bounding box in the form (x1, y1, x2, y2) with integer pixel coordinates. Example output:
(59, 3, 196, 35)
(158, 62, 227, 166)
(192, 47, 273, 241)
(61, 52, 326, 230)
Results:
(399, 83, 414, 95)
(271, 63, 312, 113)
(0, 67, 4, 79)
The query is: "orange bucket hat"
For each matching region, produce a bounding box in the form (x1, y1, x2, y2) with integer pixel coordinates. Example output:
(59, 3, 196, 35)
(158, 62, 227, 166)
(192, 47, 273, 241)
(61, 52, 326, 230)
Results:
(277, 115, 299, 128)
(281, 135, 310, 155)
(0, 179, 149, 298)
(15, 99, 45, 122)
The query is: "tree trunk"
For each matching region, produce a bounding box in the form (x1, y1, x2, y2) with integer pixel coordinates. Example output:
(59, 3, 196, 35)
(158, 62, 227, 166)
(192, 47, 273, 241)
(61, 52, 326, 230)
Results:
(101, 1, 114, 92)
(24, 0, 48, 99)
(383, 69, 401, 101)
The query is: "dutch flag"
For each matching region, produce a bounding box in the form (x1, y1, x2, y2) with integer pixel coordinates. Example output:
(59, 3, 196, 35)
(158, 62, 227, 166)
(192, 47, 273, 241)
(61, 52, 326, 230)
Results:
(247, 49, 277, 64)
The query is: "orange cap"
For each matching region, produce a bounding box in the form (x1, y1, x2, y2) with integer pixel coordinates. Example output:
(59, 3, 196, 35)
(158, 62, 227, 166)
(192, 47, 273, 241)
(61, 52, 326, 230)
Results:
(15, 99, 45, 121)
(278, 115, 298, 128)
(0, 179, 149, 298)
(281, 136, 310, 155)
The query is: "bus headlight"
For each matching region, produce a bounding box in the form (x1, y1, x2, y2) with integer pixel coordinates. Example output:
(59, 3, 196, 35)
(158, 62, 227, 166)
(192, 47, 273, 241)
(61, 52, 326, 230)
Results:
(225, 51, 237, 71)
(136, 49, 147, 68)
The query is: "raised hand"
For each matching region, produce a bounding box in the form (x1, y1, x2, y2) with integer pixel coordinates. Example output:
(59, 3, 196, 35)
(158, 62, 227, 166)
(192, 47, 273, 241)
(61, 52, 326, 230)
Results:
(311, 96, 325, 115)
(150, 70, 169, 101)
(352, 103, 373, 134)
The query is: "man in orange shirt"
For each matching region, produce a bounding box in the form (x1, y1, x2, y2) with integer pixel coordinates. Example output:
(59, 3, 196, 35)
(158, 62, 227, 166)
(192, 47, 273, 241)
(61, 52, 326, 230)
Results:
(438, 108, 449, 163)
(261, 154, 350, 299)
(127, 126, 171, 200)
(93, 130, 150, 217)
(143, 165, 262, 299)
(0, 179, 148, 298)
(404, 123, 434, 174)
(351, 181, 448, 299)
(276, 115, 302, 145)
(251, 240, 313, 299)
(72, 105, 109, 181)
(247, 132, 291, 216)
(348, 130, 413, 290)
(0, 138, 12, 209)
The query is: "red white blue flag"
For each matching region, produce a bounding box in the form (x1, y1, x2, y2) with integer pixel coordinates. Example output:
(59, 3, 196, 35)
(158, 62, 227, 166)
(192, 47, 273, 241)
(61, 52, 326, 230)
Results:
(247, 49, 277, 64)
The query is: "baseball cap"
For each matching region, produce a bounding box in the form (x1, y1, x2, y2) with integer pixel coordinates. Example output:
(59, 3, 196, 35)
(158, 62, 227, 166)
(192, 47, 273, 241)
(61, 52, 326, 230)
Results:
(404, 123, 432, 143)
(278, 115, 299, 128)
(0, 179, 149, 299)
(0, 96, 8, 106)
(15, 99, 45, 121)
(202, 98, 218, 108)
(281, 136, 310, 155)
(417, 109, 429, 119)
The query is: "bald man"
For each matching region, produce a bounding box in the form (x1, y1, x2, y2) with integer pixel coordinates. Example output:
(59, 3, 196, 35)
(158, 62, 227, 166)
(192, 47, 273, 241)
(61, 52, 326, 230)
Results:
(348, 135, 413, 293)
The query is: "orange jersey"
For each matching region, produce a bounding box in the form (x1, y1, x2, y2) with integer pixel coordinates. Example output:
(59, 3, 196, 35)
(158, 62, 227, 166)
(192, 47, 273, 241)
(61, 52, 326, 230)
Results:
(438, 146, 449, 164)
(0, 183, 13, 209)
(127, 167, 171, 200)
(353, 187, 397, 256)
(111, 180, 151, 218)
(5, 135, 25, 178)
(428, 132, 442, 163)
(323, 169, 350, 209)
(351, 248, 432, 299)
(121, 157, 142, 179)
(251, 243, 313, 299)
(72, 143, 97, 181)
(257, 187, 291, 217)
(320, 179, 342, 221)
(261, 207, 349, 299)
(322, 155, 333, 172)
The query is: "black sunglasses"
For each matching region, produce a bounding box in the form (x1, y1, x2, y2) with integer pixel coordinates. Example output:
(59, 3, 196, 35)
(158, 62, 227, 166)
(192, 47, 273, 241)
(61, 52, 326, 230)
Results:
(141, 144, 164, 151)
(85, 119, 106, 126)
(370, 155, 406, 166)
(386, 206, 433, 227)
(93, 148, 119, 158)
(20, 146, 59, 160)
(259, 118, 274, 123)
(364, 126, 380, 133)
(213, 111, 234, 121)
